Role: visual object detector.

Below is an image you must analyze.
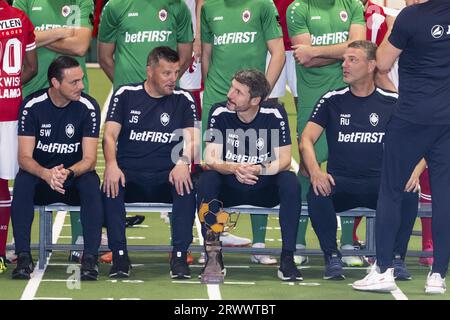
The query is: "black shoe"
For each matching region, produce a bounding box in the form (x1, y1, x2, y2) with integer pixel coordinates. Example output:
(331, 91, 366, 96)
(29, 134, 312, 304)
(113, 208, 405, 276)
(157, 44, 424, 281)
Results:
(278, 256, 303, 281)
(68, 250, 83, 263)
(393, 255, 412, 281)
(170, 251, 191, 279)
(323, 254, 345, 280)
(198, 250, 226, 279)
(80, 253, 99, 281)
(125, 215, 145, 227)
(12, 252, 35, 280)
(109, 252, 131, 278)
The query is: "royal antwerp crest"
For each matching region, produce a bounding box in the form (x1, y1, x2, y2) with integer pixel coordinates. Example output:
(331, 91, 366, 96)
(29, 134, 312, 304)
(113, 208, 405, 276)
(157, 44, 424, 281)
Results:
(160, 113, 170, 126)
(369, 113, 379, 127)
(62, 5, 71, 17)
(242, 10, 251, 23)
(159, 9, 168, 22)
(65, 124, 75, 138)
(340, 10, 348, 22)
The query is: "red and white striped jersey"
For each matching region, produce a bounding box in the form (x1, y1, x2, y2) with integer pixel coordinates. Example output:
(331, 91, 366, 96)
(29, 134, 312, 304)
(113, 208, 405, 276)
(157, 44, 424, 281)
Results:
(0, 1, 35, 121)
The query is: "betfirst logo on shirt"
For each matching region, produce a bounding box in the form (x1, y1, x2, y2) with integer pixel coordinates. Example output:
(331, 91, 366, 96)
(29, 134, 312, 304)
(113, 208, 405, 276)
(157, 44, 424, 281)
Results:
(337, 131, 385, 143)
(124, 30, 173, 43)
(225, 150, 270, 164)
(34, 24, 65, 31)
(36, 141, 81, 154)
(311, 31, 348, 46)
(213, 32, 257, 45)
(129, 129, 176, 143)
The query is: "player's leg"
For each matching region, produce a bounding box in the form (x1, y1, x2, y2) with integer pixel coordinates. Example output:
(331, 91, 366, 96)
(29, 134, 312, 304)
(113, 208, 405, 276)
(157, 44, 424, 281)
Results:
(0, 120, 19, 273)
(419, 168, 433, 266)
(103, 176, 130, 279)
(75, 171, 103, 280)
(0, 179, 11, 274)
(425, 127, 450, 294)
(353, 117, 428, 292)
(274, 171, 303, 281)
(391, 191, 418, 281)
(10, 171, 47, 279)
(168, 179, 196, 280)
(376, 118, 427, 273)
(285, 50, 299, 113)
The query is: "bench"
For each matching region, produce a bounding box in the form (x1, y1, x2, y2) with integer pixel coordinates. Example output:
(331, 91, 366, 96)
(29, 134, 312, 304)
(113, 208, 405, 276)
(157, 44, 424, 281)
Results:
(32, 202, 433, 269)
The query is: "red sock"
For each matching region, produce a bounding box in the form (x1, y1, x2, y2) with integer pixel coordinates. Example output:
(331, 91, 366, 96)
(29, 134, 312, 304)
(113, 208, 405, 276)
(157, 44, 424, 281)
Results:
(353, 216, 362, 242)
(421, 217, 433, 249)
(0, 179, 11, 257)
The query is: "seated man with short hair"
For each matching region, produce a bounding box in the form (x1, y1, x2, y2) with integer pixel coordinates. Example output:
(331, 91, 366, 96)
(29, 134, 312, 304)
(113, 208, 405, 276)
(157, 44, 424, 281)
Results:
(11, 56, 103, 281)
(102, 46, 199, 280)
(300, 40, 422, 283)
(198, 69, 302, 282)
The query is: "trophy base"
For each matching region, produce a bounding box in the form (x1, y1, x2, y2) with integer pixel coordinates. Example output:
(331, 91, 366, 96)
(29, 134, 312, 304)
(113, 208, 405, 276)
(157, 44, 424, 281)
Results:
(201, 273, 224, 284)
(201, 242, 224, 284)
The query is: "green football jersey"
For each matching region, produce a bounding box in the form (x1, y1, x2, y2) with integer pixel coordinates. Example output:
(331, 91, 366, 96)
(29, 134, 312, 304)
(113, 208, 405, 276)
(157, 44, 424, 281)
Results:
(13, 0, 93, 97)
(98, 0, 193, 90)
(287, 0, 365, 111)
(201, 0, 282, 117)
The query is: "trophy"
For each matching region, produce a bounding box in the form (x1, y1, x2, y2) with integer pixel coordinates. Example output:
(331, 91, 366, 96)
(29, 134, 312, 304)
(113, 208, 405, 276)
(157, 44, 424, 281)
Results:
(198, 199, 239, 284)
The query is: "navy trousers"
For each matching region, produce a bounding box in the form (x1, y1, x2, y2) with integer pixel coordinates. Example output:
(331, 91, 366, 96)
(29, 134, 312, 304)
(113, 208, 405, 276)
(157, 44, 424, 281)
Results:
(11, 170, 103, 255)
(103, 170, 196, 254)
(307, 175, 418, 259)
(377, 116, 450, 276)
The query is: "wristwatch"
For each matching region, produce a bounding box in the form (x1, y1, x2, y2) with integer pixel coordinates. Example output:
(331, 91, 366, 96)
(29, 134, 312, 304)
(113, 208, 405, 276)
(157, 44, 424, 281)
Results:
(259, 162, 268, 175)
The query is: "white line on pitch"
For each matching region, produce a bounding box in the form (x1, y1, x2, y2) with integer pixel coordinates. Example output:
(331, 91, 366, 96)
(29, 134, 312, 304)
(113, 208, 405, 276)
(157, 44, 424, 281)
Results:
(21, 211, 67, 300)
(391, 288, 408, 300)
(190, 265, 250, 269)
(33, 297, 73, 300)
(172, 280, 255, 285)
(207, 285, 222, 300)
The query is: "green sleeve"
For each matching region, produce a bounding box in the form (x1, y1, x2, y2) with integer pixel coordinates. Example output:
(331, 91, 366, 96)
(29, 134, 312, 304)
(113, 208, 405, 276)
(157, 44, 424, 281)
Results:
(175, 1, 194, 43)
(350, 0, 366, 26)
(12, 0, 29, 13)
(261, 0, 282, 41)
(200, 5, 212, 44)
(287, 0, 309, 38)
(98, 0, 118, 43)
(78, 0, 94, 29)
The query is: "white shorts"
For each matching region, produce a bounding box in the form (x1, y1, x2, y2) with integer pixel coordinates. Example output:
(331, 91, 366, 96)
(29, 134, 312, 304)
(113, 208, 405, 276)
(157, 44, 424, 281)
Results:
(0, 121, 19, 180)
(266, 50, 298, 98)
(179, 55, 202, 90)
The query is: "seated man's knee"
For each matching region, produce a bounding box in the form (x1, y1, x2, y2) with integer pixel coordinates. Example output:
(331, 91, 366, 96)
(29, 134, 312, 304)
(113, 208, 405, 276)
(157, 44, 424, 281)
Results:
(197, 170, 221, 191)
(277, 171, 300, 195)
(77, 171, 100, 187)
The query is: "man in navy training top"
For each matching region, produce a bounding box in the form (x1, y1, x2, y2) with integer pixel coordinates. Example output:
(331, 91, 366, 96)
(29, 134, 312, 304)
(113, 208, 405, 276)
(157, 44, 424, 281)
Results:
(102, 46, 199, 280)
(300, 40, 421, 282)
(197, 69, 302, 282)
(353, 1, 450, 295)
(11, 56, 103, 281)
